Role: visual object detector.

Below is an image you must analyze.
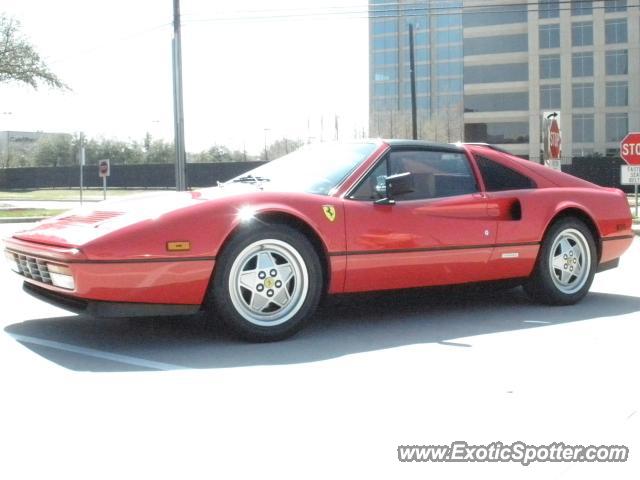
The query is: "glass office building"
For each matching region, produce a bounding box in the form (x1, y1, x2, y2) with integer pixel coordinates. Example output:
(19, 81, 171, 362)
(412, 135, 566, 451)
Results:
(370, 0, 464, 142)
(369, 0, 640, 160)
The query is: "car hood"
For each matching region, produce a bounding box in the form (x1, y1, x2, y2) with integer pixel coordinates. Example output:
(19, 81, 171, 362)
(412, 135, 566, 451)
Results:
(10, 185, 250, 248)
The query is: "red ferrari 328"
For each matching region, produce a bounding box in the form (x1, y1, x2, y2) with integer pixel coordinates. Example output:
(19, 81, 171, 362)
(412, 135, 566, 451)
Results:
(4, 140, 634, 341)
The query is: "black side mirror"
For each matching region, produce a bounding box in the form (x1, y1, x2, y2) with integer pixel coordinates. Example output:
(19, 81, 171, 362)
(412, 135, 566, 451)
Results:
(374, 172, 414, 205)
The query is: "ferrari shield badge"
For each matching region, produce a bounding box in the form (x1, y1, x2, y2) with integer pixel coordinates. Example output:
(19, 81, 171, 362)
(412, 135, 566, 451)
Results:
(322, 205, 336, 222)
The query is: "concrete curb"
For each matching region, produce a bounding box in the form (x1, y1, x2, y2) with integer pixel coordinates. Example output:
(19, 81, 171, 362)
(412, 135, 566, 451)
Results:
(0, 217, 45, 224)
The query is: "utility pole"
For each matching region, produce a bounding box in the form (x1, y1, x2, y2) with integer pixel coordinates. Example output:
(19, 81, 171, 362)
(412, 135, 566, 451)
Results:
(172, 0, 187, 191)
(408, 23, 418, 140)
(263, 128, 270, 161)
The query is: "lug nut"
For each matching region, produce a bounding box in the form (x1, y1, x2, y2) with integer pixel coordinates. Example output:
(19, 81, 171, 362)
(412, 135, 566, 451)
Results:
(267, 289, 274, 297)
(270, 269, 277, 277)
(258, 271, 266, 279)
(275, 280, 282, 288)
(256, 284, 264, 292)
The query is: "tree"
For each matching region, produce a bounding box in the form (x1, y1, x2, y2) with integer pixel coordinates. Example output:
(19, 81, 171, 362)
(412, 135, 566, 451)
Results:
(265, 138, 303, 161)
(0, 14, 68, 90)
(31, 134, 74, 167)
(145, 139, 174, 164)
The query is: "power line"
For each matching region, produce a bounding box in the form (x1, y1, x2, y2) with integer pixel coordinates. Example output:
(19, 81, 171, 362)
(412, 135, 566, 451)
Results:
(180, 1, 637, 24)
(181, 0, 597, 18)
(48, 22, 171, 65)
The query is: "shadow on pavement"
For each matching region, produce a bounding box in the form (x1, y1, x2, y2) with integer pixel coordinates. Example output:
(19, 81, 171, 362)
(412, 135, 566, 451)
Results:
(4, 285, 640, 372)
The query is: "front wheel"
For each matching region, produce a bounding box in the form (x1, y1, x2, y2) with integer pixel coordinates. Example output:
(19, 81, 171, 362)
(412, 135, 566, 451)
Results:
(210, 224, 323, 342)
(524, 218, 597, 305)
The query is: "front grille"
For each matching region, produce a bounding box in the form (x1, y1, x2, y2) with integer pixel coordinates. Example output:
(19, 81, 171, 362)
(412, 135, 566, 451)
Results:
(9, 252, 53, 285)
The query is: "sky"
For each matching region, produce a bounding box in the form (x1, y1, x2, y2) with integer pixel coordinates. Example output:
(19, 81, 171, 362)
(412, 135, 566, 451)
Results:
(0, 0, 370, 154)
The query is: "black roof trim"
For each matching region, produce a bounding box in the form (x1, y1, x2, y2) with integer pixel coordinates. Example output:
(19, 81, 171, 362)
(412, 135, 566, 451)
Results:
(382, 139, 464, 152)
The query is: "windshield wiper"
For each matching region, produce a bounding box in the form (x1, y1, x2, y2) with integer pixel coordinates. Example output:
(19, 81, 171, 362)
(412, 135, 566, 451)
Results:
(231, 174, 270, 184)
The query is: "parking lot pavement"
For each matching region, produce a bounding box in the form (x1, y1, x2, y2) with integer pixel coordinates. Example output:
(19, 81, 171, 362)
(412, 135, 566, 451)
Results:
(1, 222, 639, 479)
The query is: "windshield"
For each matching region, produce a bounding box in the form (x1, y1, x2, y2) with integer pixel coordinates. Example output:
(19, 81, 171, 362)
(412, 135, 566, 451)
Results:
(227, 142, 379, 195)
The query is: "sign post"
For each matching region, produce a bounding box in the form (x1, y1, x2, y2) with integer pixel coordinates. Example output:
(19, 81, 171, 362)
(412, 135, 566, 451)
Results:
(98, 159, 110, 200)
(79, 146, 85, 206)
(542, 111, 562, 170)
(621, 165, 639, 218)
(619, 132, 640, 218)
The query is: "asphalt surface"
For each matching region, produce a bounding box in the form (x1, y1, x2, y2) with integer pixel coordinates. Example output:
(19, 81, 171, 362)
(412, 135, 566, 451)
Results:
(0, 222, 639, 480)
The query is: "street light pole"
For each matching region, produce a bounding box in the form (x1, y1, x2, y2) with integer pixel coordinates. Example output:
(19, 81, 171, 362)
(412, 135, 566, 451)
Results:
(172, 0, 187, 191)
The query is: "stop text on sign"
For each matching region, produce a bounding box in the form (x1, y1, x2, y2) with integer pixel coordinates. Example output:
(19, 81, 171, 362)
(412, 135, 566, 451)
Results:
(621, 143, 640, 156)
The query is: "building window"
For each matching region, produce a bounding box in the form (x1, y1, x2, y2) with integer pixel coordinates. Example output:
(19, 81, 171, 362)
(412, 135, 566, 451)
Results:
(572, 83, 594, 108)
(464, 122, 529, 144)
(573, 114, 594, 143)
(463, 4, 527, 27)
(572, 22, 593, 46)
(540, 85, 561, 109)
(372, 19, 398, 36)
(539, 24, 560, 48)
(373, 35, 398, 51)
(605, 0, 627, 13)
(540, 55, 561, 79)
(572, 52, 593, 77)
(436, 29, 462, 44)
(606, 81, 628, 107)
(436, 44, 462, 61)
(464, 92, 529, 112)
(605, 49, 628, 75)
(373, 50, 398, 66)
(464, 63, 528, 84)
(571, 0, 592, 16)
(435, 13, 462, 29)
(606, 113, 628, 142)
(539, 0, 560, 19)
(605, 19, 627, 44)
(434, 61, 462, 76)
(463, 34, 528, 56)
(374, 67, 398, 82)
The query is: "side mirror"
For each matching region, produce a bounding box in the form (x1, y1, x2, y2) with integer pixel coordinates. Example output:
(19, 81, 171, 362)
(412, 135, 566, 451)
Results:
(375, 172, 414, 205)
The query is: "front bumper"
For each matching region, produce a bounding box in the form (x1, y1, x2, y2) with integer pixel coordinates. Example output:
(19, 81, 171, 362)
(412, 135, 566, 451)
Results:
(23, 282, 201, 318)
(5, 237, 216, 306)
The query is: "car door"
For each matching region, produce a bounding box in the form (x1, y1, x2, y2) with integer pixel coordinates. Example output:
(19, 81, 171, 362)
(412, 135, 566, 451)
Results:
(473, 153, 542, 280)
(342, 146, 498, 293)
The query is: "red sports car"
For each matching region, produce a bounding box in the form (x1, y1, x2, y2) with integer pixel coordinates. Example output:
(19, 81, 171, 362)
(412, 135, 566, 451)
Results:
(4, 140, 634, 341)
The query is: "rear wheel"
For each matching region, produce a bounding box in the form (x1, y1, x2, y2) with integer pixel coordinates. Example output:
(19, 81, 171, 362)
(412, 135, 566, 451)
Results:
(524, 218, 597, 305)
(210, 224, 323, 342)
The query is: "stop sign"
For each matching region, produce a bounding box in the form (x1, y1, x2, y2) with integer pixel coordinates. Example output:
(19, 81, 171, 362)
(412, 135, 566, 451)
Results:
(620, 132, 640, 165)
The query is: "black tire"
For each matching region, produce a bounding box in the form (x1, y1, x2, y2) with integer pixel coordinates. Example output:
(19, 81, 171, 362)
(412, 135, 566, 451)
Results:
(523, 217, 597, 305)
(210, 224, 323, 342)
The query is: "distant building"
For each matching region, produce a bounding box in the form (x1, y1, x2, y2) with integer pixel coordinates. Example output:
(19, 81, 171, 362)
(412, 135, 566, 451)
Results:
(0, 131, 71, 167)
(369, 0, 640, 160)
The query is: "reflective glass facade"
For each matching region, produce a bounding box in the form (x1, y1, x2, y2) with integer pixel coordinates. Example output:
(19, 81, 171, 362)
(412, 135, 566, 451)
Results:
(370, 0, 463, 140)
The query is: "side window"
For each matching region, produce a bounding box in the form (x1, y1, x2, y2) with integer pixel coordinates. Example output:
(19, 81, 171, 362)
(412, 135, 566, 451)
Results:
(388, 150, 478, 200)
(350, 150, 478, 201)
(475, 155, 536, 191)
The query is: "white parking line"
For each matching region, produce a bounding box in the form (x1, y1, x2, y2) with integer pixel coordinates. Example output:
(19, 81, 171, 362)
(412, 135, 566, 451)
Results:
(8, 333, 185, 371)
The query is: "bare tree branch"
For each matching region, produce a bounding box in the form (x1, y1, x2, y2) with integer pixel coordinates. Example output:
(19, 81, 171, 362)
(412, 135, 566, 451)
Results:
(0, 13, 69, 90)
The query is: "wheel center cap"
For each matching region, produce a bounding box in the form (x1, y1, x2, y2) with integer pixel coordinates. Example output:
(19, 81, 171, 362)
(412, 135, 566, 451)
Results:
(264, 278, 275, 289)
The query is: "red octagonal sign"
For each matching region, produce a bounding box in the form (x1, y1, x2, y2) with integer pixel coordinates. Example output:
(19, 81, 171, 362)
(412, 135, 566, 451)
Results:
(620, 132, 640, 165)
